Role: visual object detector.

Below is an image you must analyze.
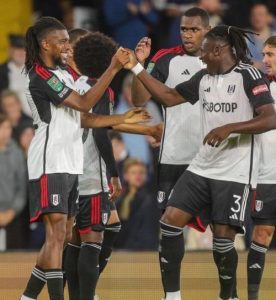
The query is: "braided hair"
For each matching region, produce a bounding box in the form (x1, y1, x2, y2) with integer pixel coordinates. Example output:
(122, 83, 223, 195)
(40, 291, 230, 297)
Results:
(25, 17, 66, 72)
(205, 25, 258, 64)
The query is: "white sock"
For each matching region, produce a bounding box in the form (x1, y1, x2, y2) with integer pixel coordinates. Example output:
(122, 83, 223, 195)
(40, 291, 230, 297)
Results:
(166, 291, 181, 300)
(20, 296, 36, 300)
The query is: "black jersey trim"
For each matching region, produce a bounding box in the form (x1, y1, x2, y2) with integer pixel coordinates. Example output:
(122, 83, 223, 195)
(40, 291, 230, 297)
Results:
(158, 107, 167, 163)
(93, 130, 105, 192)
(248, 134, 254, 186)
(43, 125, 50, 173)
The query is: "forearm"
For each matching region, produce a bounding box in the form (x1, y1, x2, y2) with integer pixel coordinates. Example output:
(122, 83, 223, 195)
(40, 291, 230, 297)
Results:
(131, 75, 151, 106)
(82, 66, 118, 110)
(81, 113, 125, 128)
(136, 69, 185, 106)
(112, 123, 153, 135)
(227, 113, 276, 134)
(94, 129, 118, 177)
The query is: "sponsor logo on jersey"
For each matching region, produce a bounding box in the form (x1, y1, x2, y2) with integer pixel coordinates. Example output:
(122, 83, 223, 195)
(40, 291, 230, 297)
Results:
(203, 99, 238, 113)
(255, 200, 263, 212)
(146, 62, 155, 74)
(181, 69, 190, 75)
(102, 212, 109, 225)
(47, 75, 64, 92)
(58, 87, 69, 98)
(252, 84, 269, 95)
(157, 191, 166, 203)
(227, 85, 236, 95)
(51, 194, 60, 206)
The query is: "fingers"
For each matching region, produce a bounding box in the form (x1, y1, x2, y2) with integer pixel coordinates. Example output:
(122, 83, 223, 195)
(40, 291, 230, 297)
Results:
(203, 133, 222, 147)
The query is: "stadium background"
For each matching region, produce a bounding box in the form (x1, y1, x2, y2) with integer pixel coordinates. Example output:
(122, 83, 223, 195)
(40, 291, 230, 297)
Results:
(0, 0, 276, 299)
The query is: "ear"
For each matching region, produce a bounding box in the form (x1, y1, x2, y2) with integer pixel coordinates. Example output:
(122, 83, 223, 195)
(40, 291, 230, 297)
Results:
(213, 45, 221, 57)
(40, 39, 49, 51)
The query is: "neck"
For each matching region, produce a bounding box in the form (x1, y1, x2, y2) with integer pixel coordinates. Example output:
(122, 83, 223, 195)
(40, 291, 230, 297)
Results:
(40, 52, 56, 69)
(217, 55, 237, 74)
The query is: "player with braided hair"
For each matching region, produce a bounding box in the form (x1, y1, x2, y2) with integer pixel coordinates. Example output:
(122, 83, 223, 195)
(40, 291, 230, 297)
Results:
(20, 16, 150, 300)
(124, 25, 276, 300)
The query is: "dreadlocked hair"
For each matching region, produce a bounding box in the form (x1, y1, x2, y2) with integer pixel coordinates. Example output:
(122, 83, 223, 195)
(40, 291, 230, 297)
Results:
(25, 17, 66, 72)
(205, 25, 258, 64)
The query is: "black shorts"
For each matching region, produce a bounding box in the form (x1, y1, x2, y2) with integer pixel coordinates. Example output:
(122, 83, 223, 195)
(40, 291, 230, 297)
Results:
(157, 163, 188, 209)
(168, 170, 251, 233)
(76, 192, 111, 233)
(251, 184, 276, 225)
(29, 173, 79, 223)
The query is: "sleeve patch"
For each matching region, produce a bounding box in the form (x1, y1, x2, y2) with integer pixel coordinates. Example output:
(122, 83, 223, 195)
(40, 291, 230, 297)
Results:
(146, 62, 155, 74)
(47, 75, 64, 92)
(252, 84, 269, 95)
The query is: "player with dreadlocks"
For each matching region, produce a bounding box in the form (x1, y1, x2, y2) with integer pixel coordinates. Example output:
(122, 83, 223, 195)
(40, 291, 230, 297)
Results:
(20, 17, 150, 300)
(123, 25, 276, 300)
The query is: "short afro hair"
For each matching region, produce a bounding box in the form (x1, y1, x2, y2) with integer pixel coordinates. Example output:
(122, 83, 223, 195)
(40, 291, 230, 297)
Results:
(73, 32, 118, 78)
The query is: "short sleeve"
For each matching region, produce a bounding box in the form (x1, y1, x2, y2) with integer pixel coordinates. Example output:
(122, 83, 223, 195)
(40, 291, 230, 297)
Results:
(241, 67, 274, 109)
(29, 73, 73, 106)
(175, 69, 207, 104)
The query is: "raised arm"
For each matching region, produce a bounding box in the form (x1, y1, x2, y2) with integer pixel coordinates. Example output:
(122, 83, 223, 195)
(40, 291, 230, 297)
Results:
(63, 48, 129, 112)
(131, 37, 152, 106)
(127, 50, 185, 107)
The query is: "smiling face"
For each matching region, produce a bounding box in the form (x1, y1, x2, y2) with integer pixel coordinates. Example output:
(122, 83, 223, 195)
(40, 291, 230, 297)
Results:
(262, 43, 276, 77)
(42, 29, 70, 66)
(180, 15, 210, 56)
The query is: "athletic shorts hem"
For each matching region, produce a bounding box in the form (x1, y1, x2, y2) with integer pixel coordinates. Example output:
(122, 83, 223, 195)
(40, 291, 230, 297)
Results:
(252, 218, 276, 226)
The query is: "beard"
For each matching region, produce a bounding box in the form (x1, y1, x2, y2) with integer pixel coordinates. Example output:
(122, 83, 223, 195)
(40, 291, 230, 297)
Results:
(53, 55, 67, 68)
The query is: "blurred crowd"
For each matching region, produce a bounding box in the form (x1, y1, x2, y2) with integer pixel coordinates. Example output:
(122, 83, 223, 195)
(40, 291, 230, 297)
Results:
(1, 0, 276, 251)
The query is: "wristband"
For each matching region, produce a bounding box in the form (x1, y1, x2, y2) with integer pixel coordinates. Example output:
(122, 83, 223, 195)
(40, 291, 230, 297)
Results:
(131, 63, 144, 76)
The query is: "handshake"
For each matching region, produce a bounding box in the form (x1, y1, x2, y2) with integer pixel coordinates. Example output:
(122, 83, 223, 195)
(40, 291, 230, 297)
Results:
(110, 37, 152, 74)
(111, 47, 140, 72)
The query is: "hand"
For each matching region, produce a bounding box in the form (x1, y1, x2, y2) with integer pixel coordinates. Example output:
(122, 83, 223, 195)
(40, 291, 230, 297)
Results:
(146, 135, 161, 148)
(110, 47, 130, 72)
(203, 124, 232, 147)
(135, 37, 151, 63)
(109, 177, 122, 201)
(150, 123, 163, 143)
(123, 107, 152, 124)
(123, 49, 139, 69)
(0, 210, 16, 227)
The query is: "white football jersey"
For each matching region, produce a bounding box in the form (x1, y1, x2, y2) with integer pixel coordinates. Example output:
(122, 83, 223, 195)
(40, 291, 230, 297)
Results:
(175, 63, 274, 187)
(148, 46, 204, 165)
(26, 64, 83, 180)
(258, 80, 276, 184)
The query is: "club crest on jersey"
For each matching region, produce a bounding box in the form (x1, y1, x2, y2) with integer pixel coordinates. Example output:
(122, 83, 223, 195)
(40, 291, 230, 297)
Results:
(157, 191, 166, 203)
(227, 85, 236, 95)
(146, 62, 155, 74)
(102, 213, 109, 225)
(255, 200, 263, 212)
(51, 194, 61, 206)
(47, 76, 64, 92)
